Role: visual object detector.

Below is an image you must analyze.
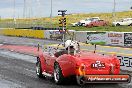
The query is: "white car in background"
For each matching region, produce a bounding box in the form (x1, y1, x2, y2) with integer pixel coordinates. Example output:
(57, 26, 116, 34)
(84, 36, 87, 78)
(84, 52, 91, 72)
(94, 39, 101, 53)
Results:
(112, 18, 132, 26)
(79, 17, 100, 26)
(71, 17, 100, 27)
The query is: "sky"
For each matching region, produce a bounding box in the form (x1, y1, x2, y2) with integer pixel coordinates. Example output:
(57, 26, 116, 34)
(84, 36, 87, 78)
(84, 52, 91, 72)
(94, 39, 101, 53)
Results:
(0, 0, 131, 18)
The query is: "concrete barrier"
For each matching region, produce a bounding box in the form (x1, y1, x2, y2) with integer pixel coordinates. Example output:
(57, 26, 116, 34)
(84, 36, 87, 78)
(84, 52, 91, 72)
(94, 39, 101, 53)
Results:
(44, 30, 62, 40)
(75, 31, 87, 43)
(106, 32, 124, 46)
(1, 28, 45, 39)
(0, 28, 132, 47)
(87, 32, 106, 45)
(44, 30, 75, 40)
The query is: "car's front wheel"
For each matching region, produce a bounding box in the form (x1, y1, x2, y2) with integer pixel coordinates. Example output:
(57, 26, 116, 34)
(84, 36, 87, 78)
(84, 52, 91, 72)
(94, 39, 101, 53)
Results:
(36, 60, 45, 78)
(54, 62, 64, 85)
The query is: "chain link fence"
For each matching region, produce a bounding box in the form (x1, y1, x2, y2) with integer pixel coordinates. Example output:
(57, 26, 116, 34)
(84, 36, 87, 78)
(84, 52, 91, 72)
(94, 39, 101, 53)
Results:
(0, 20, 58, 28)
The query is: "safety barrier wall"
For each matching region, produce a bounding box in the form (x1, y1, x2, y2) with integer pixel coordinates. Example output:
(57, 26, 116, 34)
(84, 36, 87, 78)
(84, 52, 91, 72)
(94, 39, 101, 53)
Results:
(106, 32, 124, 46)
(0, 29, 132, 47)
(117, 55, 132, 72)
(0, 29, 3, 35)
(44, 30, 75, 40)
(106, 32, 132, 47)
(44, 30, 62, 40)
(1, 28, 45, 39)
(77, 31, 132, 47)
(86, 32, 106, 45)
(75, 31, 107, 44)
(1, 29, 75, 40)
(75, 31, 87, 43)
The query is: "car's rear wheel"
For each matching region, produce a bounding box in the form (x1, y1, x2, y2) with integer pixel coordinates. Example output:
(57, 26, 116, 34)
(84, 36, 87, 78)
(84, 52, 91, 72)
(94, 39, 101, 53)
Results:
(36, 60, 45, 78)
(103, 23, 107, 26)
(116, 23, 120, 26)
(76, 75, 85, 85)
(81, 23, 85, 26)
(129, 23, 132, 26)
(54, 62, 64, 85)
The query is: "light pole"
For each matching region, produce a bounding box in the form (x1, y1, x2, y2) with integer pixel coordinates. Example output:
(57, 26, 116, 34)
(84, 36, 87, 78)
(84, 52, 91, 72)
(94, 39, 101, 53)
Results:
(113, 0, 116, 19)
(50, 0, 53, 27)
(13, 0, 15, 19)
(23, 0, 26, 18)
(13, 0, 16, 28)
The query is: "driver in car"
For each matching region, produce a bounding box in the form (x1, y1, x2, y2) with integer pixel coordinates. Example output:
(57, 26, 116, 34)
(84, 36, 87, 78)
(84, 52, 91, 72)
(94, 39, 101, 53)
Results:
(54, 40, 79, 57)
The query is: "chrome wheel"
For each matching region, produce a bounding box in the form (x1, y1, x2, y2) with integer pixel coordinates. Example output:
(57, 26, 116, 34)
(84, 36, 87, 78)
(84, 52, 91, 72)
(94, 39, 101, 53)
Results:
(54, 66, 60, 82)
(36, 62, 41, 75)
(76, 75, 85, 85)
(54, 63, 64, 84)
(36, 61, 44, 78)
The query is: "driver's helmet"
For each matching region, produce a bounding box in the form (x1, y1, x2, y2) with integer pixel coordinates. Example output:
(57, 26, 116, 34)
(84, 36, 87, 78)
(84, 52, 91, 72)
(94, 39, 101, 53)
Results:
(64, 40, 79, 51)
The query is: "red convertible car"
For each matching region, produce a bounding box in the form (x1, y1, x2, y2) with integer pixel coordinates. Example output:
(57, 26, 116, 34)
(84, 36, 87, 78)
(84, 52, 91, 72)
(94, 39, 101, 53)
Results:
(86, 20, 108, 27)
(36, 40, 130, 85)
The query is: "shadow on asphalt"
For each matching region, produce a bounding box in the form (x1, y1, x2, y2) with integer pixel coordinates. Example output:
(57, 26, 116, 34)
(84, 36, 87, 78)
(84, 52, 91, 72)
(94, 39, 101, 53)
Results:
(36, 76, 121, 88)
